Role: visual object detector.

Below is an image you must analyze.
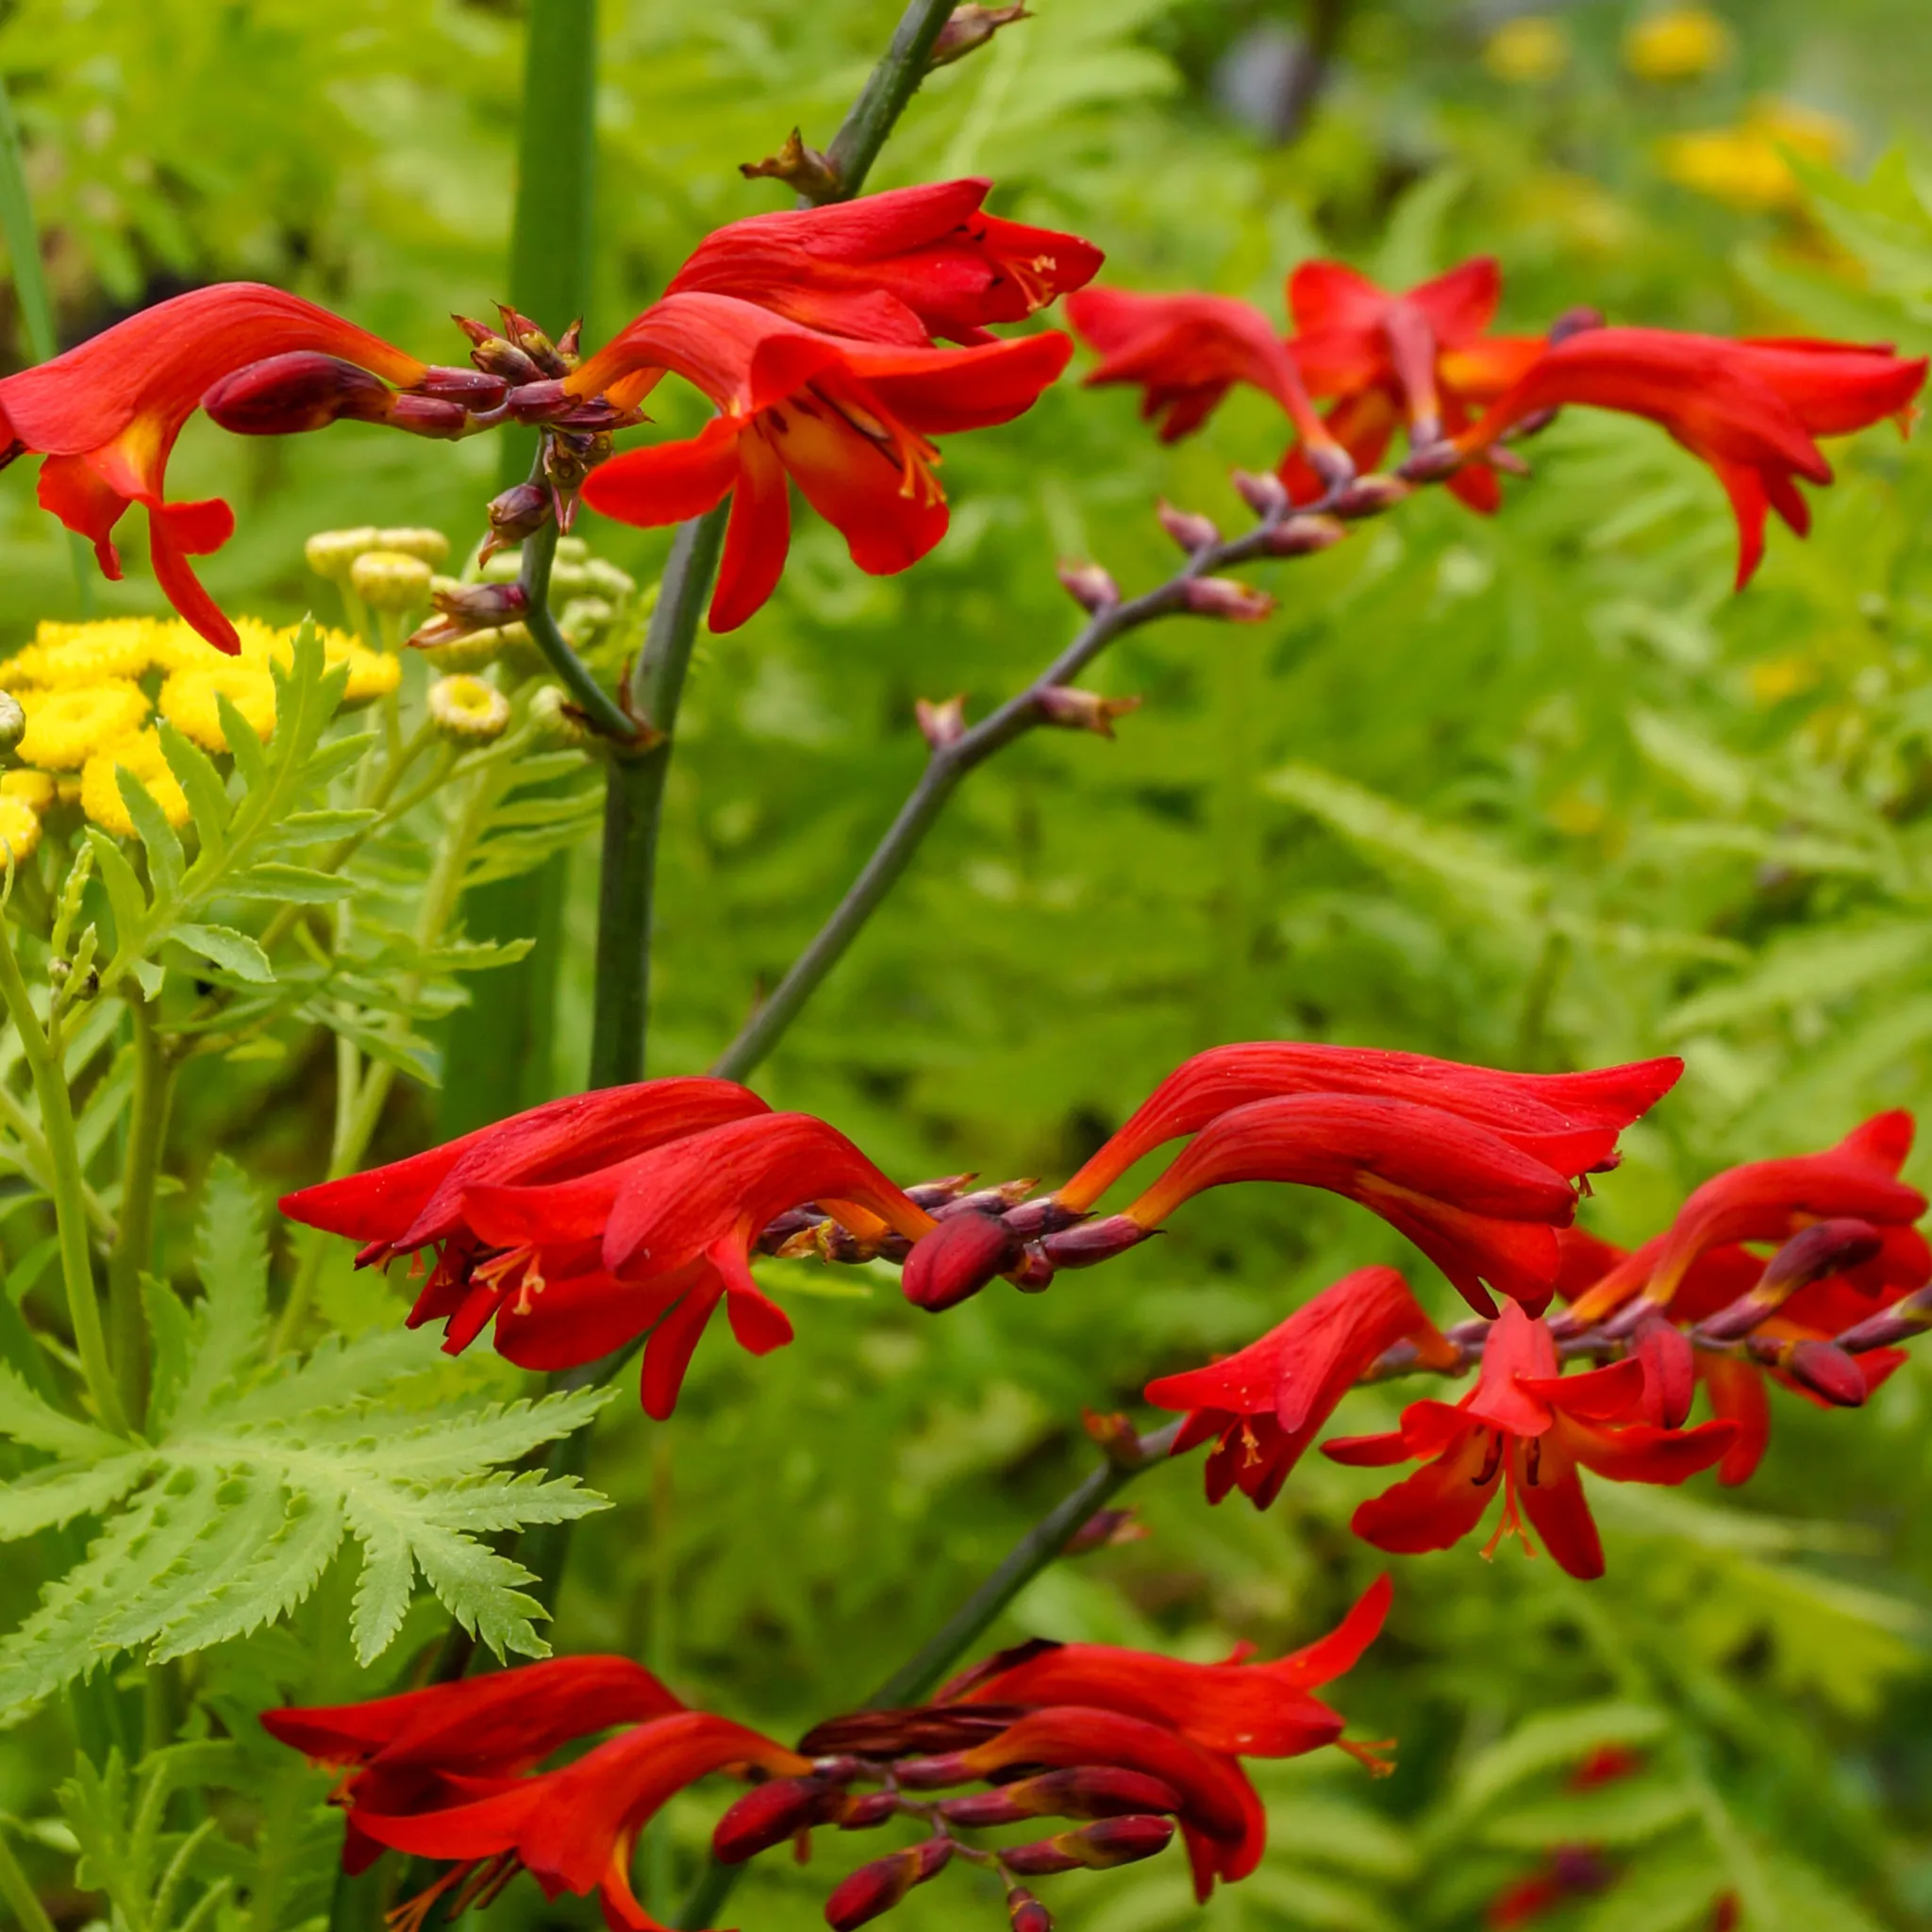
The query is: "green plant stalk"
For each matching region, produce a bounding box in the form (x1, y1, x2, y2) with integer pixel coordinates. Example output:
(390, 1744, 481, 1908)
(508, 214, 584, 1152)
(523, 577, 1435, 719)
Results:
(0, 1826, 59, 1932)
(0, 924, 125, 1431)
(820, 0, 960, 201)
(672, 1420, 1182, 1931)
(521, 509, 637, 741)
(107, 990, 173, 1422)
(0, 1076, 115, 1240)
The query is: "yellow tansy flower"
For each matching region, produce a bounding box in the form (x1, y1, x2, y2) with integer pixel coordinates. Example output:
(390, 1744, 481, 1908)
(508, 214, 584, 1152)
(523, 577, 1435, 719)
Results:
(159, 659, 279, 752)
(2, 770, 56, 811)
(428, 675, 511, 741)
(1484, 15, 1569, 84)
(1661, 98, 1852, 213)
(17, 681, 152, 770)
(1624, 7, 1733, 83)
(7, 618, 169, 688)
(81, 731, 191, 837)
(0, 794, 42, 864)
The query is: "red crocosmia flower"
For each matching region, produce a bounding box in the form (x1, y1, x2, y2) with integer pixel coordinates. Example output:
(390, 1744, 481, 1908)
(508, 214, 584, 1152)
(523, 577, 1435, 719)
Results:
(261, 1657, 683, 1875)
(1064, 286, 1354, 485)
(451, 1112, 938, 1416)
(0, 285, 427, 651)
(943, 1574, 1391, 1763)
(1056, 1043, 1679, 1213)
(1564, 1111, 1926, 1329)
(1144, 1269, 1456, 1507)
(347, 1709, 810, 1932)
(1453, 328, 1929, 587)
(1279, 258, 1545, 509)
(572, 291, 1070, 631)
(668, 178, 1103, 347)
(1107, 1094, 1584, 1317)
(1324, 1301, 1737, 1578)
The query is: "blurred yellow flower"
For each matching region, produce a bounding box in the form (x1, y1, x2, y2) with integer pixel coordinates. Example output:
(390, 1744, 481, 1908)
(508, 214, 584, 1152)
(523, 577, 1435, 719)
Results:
(8, 618, 172, 687)
(81, 731, 191, 837)
(1749, 655, 1820, 705)
(2, 770, 57, 811)
(159, 659, 279, 752)
(1660, 98, 1852, 211)
(17, 682, 152, 769)
(0, 793, 41, 864)
(1484, 15, 1570, 84)
(1624, 7, 1733, 82)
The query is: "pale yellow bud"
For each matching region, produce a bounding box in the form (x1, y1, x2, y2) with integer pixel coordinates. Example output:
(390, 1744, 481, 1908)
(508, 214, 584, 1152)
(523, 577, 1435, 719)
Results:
(0, 691, 23, 755)
(428, 674, 511, 741)
(306, 526, 381, 584)
(527, 682, 588, 746)
(350, 548, 436, 613)
(583, 558, 638, 602)
(421, 625, 513, 673)
(374, 526, 452, 566)
(554, 535, 591, 563)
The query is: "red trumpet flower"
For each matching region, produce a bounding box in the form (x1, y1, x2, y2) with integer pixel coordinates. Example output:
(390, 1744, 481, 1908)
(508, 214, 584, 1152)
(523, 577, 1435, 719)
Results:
(1064, 286, 1353, 486)
(668, 177, 1103, 347)
(1093, 1093, 1584, 1317)
(573, 291, 1070, 630)
(1280, 257, 1545, 508)
(1453, 328, 1927, 586)
(1324, 1301, 1737, 1578)
(261, 1657, 683, 1874)
(1055, 1042, 1680, 1212)
(0, 285, 429, 651)
(942, 1573, 1392, 1763)
(1145, 1269, 1455, 1507)
(349, 1708, 808, 1932)
(448, 1111, 937, 1416)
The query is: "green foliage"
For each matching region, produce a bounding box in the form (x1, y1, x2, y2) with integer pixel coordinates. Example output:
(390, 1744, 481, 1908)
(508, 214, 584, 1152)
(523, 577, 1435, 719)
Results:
(0, 1159, 607, 1723)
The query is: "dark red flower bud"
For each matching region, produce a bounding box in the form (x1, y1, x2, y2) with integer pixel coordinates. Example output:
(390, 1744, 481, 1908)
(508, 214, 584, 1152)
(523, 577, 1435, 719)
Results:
(1058, 560, 1119, 612)
(1833, 1282, 1932, 1353)
(496, 303, 569, 375)
(1007, 1887, 1053, 1932)
(1231, 468, 1291, 518)
(412, 364, 509, 408)
(890, 1752, 974, 1790)
(203, 353, 397, 436)
(1008, 1243, 1056, 1291)
(408, 580, 529, 649)
(1040, 1214, 1150, 1268)
(1259, 513, 1347, 557)
(714, 1774, 853, 1862)
(1000, 1815, 1174, 1875)
(824, 1839, 953, 1930)
(839, 1791, 900, 1831)
(506, 377, 574, 423)
(483, 480, 554, 560)
(930, 1, 1030, 67)
(1330, 475, 1412, 519)
(1062, 1506, 1146, 1555)
(1157, 501, 1219, 554)
(1632, 1316, 1695, 1429)
(1000, 1197, 1086, 1241)
(1037, 686, 1142, 738)
(902, 1212, 1024, 1312)
(387, 393, 471, 439)
(938, 1768, 1181, 1827)
(916, 694, 968, 749)
(1757, 1336, 1867, 1407)
(455, 313, 544, 385)
(1697, 1218, 1883, 1342)
(1180, 576, 1274, 621)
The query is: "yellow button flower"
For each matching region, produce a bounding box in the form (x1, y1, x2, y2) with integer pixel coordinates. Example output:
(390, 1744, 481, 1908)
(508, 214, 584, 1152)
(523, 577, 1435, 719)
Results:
(1660, 100, 1851, 211)
(374, 527, 452, 566)
(17, 681, 152, 770)
(2, 769, 56, 811)
(0, 793, 41, 864)
(159, 659, 279, 752)
(7, 618, 170, 687)
(352, 548, 435, 613)
(428, 674, 511, 741)
(81, 731, 192, 837)
(1484, 15, 1569, 84)
(1625, 7, 1733, 83)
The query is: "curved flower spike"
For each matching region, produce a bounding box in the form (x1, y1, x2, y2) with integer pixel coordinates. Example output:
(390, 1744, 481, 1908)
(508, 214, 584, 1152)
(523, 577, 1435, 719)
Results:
(1111, 1093, 1584, 1317)
(1055, 1042, 1680, 1214)
(0, 285, 428, 651)
(1453, 328, 1928, 586)
(1144, 1269, 1455, 1507)
(668, 177, 1103, 347)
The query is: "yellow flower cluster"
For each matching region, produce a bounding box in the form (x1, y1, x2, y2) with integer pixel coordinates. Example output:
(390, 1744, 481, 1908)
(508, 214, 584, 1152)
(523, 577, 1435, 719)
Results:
(0, 615, 401, 843)
(1660, 98, 1851, 213)
(1483, 16, 1569, 86)
(1624, 8, 1733, 84)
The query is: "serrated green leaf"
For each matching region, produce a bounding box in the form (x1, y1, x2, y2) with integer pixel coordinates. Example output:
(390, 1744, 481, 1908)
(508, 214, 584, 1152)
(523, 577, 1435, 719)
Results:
(0, 1456, 147, 1539)
(158, 720, 231, 858)
(221, 863, 354, 904)
(85, 826, 151, 957)
(168, 924, 273, 984)
(0, 1358, 125, 1459)
(217, 690, 269, 787)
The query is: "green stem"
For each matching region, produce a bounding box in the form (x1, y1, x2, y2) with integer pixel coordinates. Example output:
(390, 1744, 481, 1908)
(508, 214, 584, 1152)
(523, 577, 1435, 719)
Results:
(0, 924, 125, 1432)
(673, 1420, 1180, 1929)
(0, 1827, 58, 1932)
(588, 507, 725, 1087)
(521, 511, 637, 742)
(820, 0, 960, 201)
(107, 990, 173, 1423)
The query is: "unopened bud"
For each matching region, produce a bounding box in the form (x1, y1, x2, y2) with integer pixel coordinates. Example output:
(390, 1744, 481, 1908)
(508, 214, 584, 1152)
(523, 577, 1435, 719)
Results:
(203, 353, 400, 437)
(1699, 1218, 1883, 1343)
(1330, 475, 1412, 519)
(482, 481, 553, 563)
(903, 1174, 980, 1211)
(1082, 1408, 1147, 1468)
(427, 674, 511, 742)
(1231, 469, 1291, 519)
(1548, 306, 1604, 345)
(1752, 1336, 1867, 1407)
(1157, 500, 1219, 554)
(742, 126, 841, 201)
(1180, 577, 1274, 622)
(305, 526, 380, 583)
(1063, 1506, 1146, 1555)
(494, 304, 567, 375)
(1042, 1214, 1150, 1268)
(1260, 513, 1347, 558)
(1057, 560, 1119, 613)
(1398, 441, 1463, 485)
(714, 1775, 854, 1863)
(455, 314, 544, 386)
(1037, 686, 1141, 738)
(1306, 439, 1357, 492)
(1631, 1316, 1694, 1429)
(410, 364, 508, 409)
(939, 1767, 1180, 1828)
(524, 684, 588, 748)
(373, 527, 452, 567)
(555, 319, 584, 369)
(902, 1212, 1023, 1312)
(1831, 1282, 1932, 1354)
(0, 692, 24, 756)
(839, 1792, 900, 1831)
(408, 580, 529, 650)
(824, 1840, 952, 1931)
(916, 694, 968, 750)
(999, 1197, 1085, 1241)
(1007, 1887, 1053, 1932)
(505, 377, 574, 424)
(890, 1754, 974, 1791)
(1008, 1242, 1055, 1292)
(1001, 1816, 1174, 1875)
(930, 2, 1030, 67)
(350, 549, 435, 614)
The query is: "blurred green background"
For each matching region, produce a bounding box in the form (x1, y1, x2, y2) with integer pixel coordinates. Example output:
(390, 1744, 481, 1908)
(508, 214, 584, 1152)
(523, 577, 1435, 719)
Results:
(8, 0, 1932, 1926)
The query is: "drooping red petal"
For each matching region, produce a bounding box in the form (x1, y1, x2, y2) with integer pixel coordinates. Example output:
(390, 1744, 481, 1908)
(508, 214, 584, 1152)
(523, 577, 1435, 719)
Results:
(710, 424, 792, 631)
(1697, 1352, 1772, 1487)
(1348, 1425, 1501, 1553)
(581, 416, 744, 530)
(148, 496, 241, 653)
(1507, 1435, 1603, 1580)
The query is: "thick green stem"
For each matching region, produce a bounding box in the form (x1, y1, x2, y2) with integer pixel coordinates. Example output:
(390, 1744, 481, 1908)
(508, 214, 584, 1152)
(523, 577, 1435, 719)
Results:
(0, 1828, 58, 1932)
(673, 1421, 1181, 1929)
(589, 508, 725, 1087)
(522, 512, 638, 741)
(820, 0, 959, 200)
(107, 991, 173, 1424)
(0, 925, 125, 1432)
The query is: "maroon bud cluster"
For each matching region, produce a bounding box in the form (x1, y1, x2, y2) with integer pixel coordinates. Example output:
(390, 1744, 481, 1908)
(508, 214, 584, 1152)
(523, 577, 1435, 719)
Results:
(408, 580, 529, 651)
(825, 1840, 954, 1930)
(1001, 1816, 1174, 1874)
